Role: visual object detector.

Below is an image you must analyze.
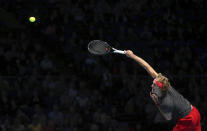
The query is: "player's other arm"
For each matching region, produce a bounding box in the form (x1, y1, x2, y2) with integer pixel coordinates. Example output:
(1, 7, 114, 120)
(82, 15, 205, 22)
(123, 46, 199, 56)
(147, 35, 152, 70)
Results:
(124, 50, 158, 79)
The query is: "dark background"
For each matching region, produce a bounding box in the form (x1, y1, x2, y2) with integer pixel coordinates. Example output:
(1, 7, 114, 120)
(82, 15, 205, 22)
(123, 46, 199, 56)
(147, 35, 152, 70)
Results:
(0, 0, 206, 130)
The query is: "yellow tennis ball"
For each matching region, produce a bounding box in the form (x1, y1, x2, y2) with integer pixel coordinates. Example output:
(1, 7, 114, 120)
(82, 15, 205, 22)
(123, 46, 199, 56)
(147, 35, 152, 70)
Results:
(29, 17, 36, 22)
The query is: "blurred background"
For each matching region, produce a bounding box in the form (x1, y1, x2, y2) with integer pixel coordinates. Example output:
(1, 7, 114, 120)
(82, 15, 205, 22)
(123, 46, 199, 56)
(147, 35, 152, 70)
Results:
(0, 0, 206, 130)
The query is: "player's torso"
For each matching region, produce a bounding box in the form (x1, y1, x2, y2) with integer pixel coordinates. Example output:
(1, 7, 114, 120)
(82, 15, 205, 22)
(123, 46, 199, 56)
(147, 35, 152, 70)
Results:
(155, 86, 192, 120)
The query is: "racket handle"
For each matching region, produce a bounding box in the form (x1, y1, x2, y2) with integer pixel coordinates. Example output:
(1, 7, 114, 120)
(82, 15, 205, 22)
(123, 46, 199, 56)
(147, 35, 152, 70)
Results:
(112, 48, 125, 54)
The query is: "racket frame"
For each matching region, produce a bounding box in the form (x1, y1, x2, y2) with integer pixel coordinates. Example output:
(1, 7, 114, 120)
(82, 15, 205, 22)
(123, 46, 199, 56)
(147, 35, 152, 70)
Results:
(88, 40, 125, 55)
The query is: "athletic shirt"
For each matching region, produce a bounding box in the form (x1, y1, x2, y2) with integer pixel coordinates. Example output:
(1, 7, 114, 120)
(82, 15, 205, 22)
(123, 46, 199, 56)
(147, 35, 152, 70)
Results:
(153, 86, 191, 120)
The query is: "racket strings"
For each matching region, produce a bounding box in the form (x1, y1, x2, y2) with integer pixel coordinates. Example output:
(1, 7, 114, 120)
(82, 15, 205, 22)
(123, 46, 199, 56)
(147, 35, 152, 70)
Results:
(88, 40, 111, 55)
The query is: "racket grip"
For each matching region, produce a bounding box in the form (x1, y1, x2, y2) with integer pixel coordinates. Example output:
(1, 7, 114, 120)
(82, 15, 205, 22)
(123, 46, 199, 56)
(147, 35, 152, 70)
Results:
(113, 50, 125, 54)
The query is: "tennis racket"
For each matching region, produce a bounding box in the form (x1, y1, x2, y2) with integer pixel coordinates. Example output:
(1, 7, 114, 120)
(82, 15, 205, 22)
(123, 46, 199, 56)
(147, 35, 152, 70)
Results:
(88, 40, 125, 55)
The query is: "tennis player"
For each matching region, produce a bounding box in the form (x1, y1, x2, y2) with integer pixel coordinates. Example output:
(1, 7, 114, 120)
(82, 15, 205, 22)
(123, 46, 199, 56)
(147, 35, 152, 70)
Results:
(124, 50, 201, 131)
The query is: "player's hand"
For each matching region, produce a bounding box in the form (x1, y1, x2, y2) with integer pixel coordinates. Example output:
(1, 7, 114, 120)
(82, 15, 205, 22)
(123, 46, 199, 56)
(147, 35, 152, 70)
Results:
(124, 50, 134, 57)
(150, 92, 160, 105)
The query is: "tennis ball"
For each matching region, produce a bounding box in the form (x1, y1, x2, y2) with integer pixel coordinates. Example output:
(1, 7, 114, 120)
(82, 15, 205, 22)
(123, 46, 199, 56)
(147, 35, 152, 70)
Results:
(29, 17, 36, 22)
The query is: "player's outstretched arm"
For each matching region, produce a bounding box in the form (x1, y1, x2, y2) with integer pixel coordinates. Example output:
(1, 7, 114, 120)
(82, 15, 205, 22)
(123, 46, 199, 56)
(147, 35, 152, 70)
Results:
(124, 50, 158, 78)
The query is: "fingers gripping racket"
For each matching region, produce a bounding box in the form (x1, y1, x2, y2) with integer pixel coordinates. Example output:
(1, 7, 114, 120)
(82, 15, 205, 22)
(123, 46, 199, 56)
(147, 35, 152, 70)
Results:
(88, 40, 125, 55)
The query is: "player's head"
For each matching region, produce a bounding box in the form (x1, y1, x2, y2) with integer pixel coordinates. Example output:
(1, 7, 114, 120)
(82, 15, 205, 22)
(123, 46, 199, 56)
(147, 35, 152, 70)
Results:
(155, 73, 170, 91)
(151, 73, 170, 97)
